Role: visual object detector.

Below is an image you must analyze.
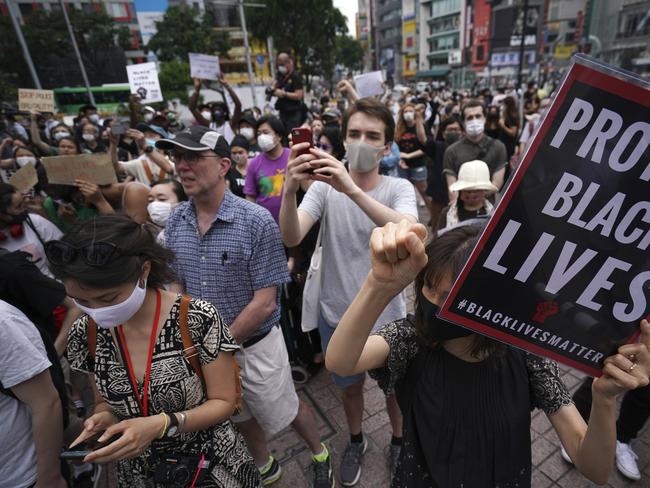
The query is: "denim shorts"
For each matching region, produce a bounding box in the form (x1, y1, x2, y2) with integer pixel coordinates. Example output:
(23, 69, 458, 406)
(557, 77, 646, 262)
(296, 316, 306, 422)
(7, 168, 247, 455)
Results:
(398, 165, 428, 182)
(318, 313, 365, 389)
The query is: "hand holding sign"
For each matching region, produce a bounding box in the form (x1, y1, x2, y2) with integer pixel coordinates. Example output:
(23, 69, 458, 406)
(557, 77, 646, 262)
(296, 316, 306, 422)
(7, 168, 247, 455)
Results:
(368, 220, 428, 293)
(593, 320, 650, 400)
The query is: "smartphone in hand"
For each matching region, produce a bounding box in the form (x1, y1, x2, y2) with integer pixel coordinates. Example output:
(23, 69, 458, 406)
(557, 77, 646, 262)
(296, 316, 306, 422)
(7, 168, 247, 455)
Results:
(111, 124, 127, 136)
(291, 128, 315, 173)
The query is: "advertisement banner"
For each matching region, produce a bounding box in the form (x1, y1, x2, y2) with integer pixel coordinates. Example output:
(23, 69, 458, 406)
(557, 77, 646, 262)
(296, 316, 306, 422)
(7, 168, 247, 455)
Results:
(439, 55, 650, 376)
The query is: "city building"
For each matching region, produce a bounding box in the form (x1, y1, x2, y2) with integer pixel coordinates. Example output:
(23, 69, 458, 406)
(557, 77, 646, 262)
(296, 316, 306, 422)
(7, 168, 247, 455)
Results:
(374, 0, 403, 84)
(356, 0, 375, 71)
(608, 0, 650, 77)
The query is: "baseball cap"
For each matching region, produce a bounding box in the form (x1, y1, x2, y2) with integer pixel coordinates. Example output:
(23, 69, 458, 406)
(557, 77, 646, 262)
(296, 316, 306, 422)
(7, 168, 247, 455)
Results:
(136, 123, 168, 138)
(156, 125, 231, 158)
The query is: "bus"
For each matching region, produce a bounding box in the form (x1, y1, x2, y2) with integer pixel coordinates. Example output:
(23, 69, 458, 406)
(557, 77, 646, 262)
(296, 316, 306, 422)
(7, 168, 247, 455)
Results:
(53, 84, 131, 115)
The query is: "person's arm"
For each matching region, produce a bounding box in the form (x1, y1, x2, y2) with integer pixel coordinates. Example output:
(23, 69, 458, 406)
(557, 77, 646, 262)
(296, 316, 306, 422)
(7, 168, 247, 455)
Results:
(74, 179, 115, 215)
(148, 150, 174, 175)
(108, 129, 123, 177)
(275, 88, 304, 101)
(491, 166, 506, 191)
(548, 320, 650, 484)
(29, 112, 53, 155)
(401, 149, 426, 160)
(219, 74, 241, 127)
(122, 182, 150, 223)
(498, 118, 519, 138)
(190, 78, 210, 127)
(309, 147, 418, 227)
(128, 94, 142, 128)
(228, 286, 277, 343)
(12, 370, 67, 488)
(326, 220, 428, 376)
(336, 80, 359, 102)
(415, 111, 428, 145)
(54, 298, 83, 356)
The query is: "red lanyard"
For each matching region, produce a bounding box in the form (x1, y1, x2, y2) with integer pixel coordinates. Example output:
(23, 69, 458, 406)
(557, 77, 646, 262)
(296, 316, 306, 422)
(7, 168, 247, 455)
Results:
(117, 288, 161, 417)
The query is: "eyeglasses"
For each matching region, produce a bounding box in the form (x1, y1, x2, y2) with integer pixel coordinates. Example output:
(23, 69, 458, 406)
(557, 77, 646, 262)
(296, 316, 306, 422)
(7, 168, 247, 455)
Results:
(45, 240, 132, 267)
(170, 152, 221, 165)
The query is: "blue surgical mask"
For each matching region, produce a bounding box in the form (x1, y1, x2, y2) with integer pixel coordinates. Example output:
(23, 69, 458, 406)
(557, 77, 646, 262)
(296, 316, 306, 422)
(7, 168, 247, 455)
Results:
(146, 138, 157, 148)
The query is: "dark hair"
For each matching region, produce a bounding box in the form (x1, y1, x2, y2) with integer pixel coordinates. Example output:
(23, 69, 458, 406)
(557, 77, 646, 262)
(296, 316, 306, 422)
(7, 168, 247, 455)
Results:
(48, 215, 176, 290)
(460, 99, 485, 121)
(57, 136, 82, 154)
(341, 98, 395, 144)
(413, 224, 504, 359)
(440, 114, 462, 133)
(256, 115, 286, 138)
(319, 126, 345, 160)
(211, 101, 229, 119)
(0, 183, 16, 214)
(230, 134, 250, 151)
(150, 179, 187, 203)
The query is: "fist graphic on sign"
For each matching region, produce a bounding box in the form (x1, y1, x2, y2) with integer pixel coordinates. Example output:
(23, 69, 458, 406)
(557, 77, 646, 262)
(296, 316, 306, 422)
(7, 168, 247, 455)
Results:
(533, 300, 560, 324)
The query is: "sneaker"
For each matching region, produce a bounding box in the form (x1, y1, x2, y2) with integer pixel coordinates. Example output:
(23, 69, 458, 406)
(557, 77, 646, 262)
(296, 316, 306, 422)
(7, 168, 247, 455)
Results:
(339, 438, 368, 486)
(559, 445, 573, 464)
(260, 456, 282, 486)
(311, 450, 334, 488)
(388, 444, 401, 480)
(616, 441, 641, 481)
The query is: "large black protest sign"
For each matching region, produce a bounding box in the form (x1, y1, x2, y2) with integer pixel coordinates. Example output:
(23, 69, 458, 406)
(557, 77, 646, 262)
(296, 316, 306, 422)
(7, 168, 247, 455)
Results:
(439, 55, 650, 376)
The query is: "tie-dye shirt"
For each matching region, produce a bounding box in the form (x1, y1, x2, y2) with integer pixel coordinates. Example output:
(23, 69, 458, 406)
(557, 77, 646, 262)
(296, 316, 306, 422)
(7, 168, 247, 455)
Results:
(243, 147, 290, 223)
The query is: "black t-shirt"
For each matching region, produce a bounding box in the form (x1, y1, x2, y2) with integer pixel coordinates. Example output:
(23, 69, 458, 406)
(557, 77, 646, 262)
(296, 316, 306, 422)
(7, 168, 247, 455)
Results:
(424, 139, 449, 204)
(397, 126, 426, 168)
(275, 70, 303, 114)
(226, 167, 246, 198)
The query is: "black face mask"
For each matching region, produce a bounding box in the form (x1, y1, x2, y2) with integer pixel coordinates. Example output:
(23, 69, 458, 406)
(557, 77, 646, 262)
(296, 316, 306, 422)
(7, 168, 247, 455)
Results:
(419, 291, 472, 340)
(445, 132, 461, 145)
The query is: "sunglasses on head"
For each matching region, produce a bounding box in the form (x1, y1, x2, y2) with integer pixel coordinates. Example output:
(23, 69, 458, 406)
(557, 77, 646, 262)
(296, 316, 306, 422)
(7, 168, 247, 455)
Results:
(45, 240, 133, 267)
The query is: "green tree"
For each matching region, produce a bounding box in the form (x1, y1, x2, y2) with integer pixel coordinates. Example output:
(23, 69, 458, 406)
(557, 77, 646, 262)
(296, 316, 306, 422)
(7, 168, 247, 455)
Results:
(245, 0, 348, 82)
(158, 59, 191, 104)
(146, 6, 231, 62)
(336, 35, 364, 72)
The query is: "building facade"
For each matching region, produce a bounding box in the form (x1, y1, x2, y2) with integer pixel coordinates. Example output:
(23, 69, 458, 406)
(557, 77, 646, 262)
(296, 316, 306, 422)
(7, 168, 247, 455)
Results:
(416, 0, 462, 82)
(374, 0, 403, 84)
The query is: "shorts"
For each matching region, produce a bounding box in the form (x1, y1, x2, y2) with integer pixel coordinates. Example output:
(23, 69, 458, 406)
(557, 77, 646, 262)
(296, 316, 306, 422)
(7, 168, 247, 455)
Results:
(231, 326, 300, 436)
(398, 165, 428, 182)
(318, 313, 365, 389)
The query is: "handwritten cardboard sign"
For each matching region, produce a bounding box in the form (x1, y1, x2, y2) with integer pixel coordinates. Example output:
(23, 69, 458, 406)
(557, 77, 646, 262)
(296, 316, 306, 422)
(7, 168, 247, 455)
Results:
(126, 62, 163, 103)
(8, 163, 38, 192)
(353, 71, 384, 99)
(42, 153, 117, 186)
(189, 53, 221, 81)
(18, 89, 55, 113)
(439, 55, 650, 376)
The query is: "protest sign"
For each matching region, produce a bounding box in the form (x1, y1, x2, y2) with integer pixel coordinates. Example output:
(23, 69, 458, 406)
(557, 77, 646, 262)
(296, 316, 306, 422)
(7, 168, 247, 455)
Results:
(353, 71, 384, 99)
(439, 55, 650, 376)
(42, 154, 117, 186)
(126, 62, 163, 103)
(8, 164, 38, 192)
(18, 89, 55, 113)
(189, 53, 221, 81)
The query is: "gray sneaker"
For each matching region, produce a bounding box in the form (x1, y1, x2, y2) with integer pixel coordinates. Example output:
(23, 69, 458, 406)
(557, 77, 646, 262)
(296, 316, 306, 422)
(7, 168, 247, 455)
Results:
(339, 438, 368, 486)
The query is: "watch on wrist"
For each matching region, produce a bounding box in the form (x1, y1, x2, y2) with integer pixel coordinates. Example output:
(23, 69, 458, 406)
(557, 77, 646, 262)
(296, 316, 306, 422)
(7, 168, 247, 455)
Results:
(145, 145, 154, 154)
(165, 413, 180, 438)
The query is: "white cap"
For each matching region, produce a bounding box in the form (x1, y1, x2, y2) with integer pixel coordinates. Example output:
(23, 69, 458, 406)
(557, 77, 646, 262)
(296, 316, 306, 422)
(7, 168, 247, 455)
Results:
(449, 160, 499, 193)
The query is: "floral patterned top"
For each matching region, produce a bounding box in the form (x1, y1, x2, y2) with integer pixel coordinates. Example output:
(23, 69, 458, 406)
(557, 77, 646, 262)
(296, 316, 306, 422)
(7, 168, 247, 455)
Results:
(68, 295, 260, 488)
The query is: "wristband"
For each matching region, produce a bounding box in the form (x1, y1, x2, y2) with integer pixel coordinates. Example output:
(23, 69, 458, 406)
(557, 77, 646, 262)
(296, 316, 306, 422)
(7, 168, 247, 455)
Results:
(158, 412, 169, 439)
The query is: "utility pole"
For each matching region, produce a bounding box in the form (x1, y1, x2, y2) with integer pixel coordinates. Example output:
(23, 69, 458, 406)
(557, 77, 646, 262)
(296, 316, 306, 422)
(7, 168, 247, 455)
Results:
(517, 0, 529, 90)
(6, 0, 41, 89)
(59, 0, 96, 106)
(237, 0, 258, 107)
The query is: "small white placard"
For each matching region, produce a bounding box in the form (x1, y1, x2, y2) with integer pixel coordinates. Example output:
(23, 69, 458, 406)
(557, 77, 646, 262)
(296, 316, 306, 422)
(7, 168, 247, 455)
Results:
(353, 71, 385, 99)
(189, 53, 221, 81)
(126, 62, 163, 103)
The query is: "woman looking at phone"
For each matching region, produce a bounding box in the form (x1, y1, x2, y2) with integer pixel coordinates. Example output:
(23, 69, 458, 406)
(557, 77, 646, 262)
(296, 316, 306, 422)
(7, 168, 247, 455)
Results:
(326, 220, 650, 487)
(49, 215, 259, 487)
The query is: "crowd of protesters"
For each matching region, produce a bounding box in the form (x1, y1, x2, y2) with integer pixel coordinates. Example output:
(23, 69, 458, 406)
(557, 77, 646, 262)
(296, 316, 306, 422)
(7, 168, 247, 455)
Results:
(1, 52, 649, 488)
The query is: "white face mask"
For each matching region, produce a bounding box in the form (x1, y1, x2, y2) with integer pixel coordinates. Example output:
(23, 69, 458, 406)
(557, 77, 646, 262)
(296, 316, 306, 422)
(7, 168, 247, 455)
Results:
(344, 140, 384, 173)
(201, 111, 212, 122)
(403, 112, 415, 122)
(143, 113, 154, 123)
(53, 131, 70, 141)
(258, 133, 276, 153)
(74, 278, 147, 329)
(240, 127, 255, 140)
(16, 156, 37, 167)
(465, 119, 485, 137)
(147, 201, 174, 227)
(82, 133, 96, 142)
(278, 65, 288, 75)
(88, 114, 100, 124)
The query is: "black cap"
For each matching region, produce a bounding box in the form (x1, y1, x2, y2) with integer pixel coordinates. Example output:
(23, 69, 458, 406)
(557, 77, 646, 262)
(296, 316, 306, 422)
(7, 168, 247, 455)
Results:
(156, 125, 230, 159)
(238, 112, 256, 128)
(230, 135, 250, 151)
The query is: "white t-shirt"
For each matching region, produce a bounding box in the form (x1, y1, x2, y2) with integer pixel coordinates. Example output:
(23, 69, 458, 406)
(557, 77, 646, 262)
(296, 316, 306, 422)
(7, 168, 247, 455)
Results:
(299, 177, 418, 328)
(119, 154, 175, 186)
(0, 300, 51, 488)
(1, 214, 62, 277)
(209, 121, 236, 144)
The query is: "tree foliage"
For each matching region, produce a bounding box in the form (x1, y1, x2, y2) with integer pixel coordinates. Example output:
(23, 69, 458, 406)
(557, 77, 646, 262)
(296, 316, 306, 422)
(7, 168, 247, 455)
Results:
(158, 59, 191, 104)
(245, 0, 349, 81)
(335, 35, 364, 72)
(146, 6, 231, 62)
(0, 8, 130, 92)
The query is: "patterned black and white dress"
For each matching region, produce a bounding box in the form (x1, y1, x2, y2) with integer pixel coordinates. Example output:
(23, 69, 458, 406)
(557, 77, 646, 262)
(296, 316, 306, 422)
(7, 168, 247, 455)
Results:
(68, 295, 261, 488)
